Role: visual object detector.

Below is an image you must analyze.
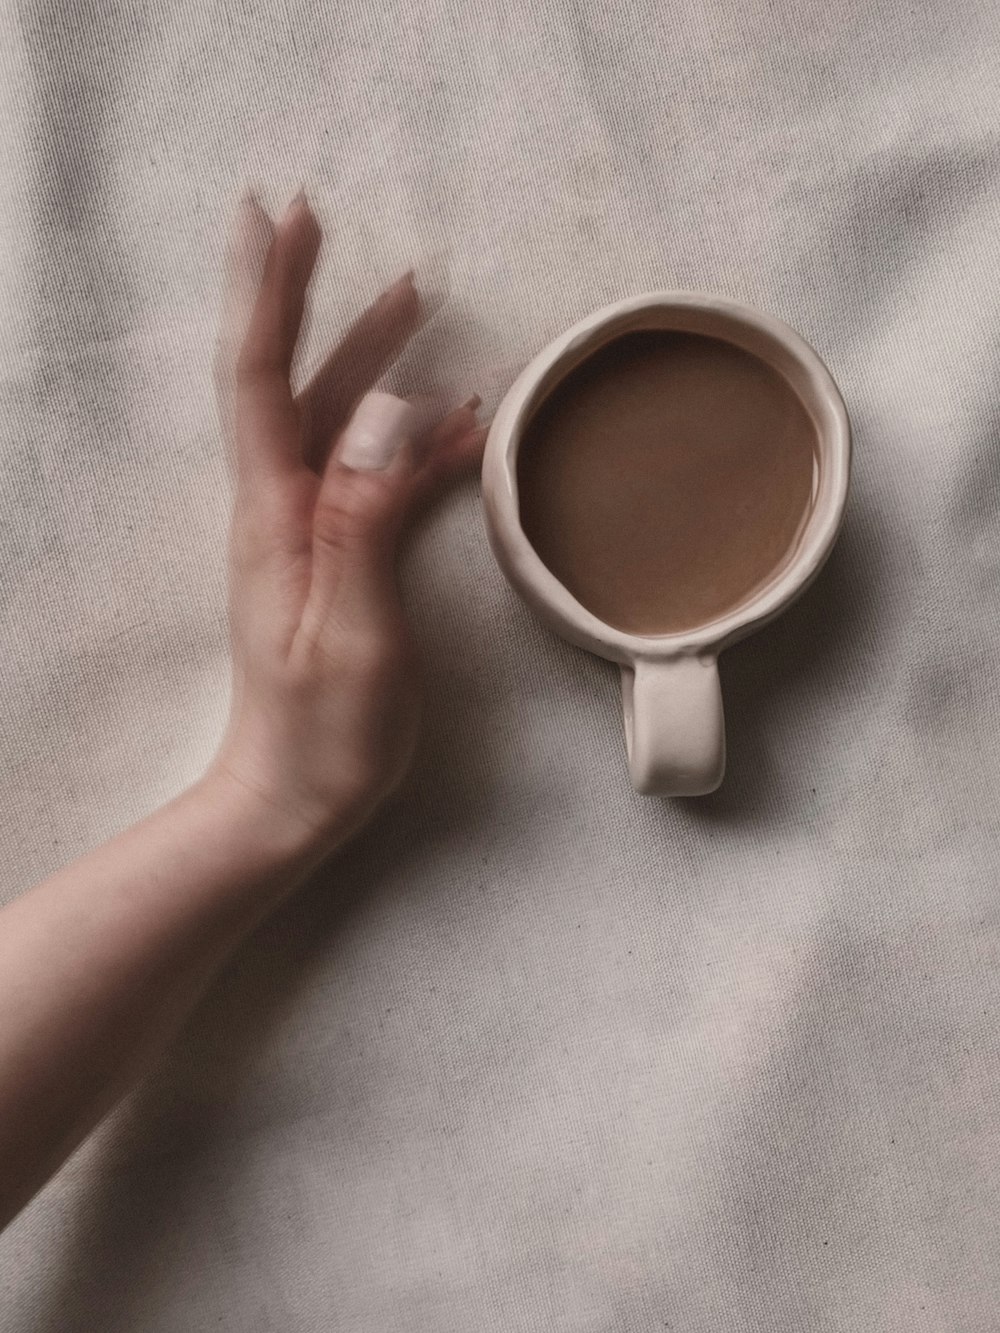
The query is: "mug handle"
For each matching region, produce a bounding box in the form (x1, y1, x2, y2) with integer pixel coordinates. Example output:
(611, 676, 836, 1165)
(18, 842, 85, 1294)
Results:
(621, 656, 726, 796)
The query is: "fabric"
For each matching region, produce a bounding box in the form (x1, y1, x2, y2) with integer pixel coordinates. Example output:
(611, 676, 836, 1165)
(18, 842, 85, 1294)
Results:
(2, 1, 1000, 1327)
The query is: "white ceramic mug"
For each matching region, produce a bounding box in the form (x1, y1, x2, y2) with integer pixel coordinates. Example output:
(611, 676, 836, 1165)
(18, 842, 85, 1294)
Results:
(481, 292, 851, 797)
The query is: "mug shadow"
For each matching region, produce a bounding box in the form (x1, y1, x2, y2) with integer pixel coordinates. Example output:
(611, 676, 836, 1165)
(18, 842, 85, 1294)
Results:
(682, 483, 887, 827)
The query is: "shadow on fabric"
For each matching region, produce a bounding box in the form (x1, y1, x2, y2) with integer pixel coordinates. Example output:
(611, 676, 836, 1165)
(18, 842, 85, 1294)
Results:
(682, 435, 898, 827)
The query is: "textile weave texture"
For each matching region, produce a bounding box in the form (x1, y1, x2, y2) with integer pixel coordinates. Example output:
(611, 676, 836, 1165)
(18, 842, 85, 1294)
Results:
(1, 1, 999, 1328)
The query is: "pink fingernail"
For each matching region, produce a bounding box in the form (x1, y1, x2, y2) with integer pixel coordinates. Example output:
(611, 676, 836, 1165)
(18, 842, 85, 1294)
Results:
(337, 391, 420, 471)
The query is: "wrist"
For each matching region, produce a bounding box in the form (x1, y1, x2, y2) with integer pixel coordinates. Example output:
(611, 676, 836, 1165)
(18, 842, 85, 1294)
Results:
(187, 765, 341, 877)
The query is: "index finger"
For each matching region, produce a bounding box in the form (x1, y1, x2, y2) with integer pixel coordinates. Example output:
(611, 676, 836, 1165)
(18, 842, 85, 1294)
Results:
(214, 191, 273, 466)
(235, 191, 321, 482)
(297, 271, 422, 472)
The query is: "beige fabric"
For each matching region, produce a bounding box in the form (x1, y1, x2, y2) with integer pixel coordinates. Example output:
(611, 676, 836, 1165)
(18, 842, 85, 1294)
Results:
(2, 1, 1000, 1327)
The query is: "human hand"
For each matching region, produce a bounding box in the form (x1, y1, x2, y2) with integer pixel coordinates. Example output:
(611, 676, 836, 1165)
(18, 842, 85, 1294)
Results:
(207, 190, 486, 855)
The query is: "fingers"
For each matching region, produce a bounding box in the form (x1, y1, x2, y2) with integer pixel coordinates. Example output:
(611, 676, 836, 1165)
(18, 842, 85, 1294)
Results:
(335, 392, 428, 471)
(324, 392, 486, 512)
(234, 191, 321, 481)
(310, 406, 416, 573)
(214, 191, 274, 464)
(404, 401, 488, 518)
(298, 390, 485, 656)
(296, 271, 422, 472)
(297, 451, 411, 656)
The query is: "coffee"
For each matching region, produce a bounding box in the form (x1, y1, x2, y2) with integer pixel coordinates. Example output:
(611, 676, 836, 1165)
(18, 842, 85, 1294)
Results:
(516, 329, 818, 636)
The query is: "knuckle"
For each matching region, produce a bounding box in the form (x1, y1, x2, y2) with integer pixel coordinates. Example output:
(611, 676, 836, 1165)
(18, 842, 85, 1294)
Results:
(230, 480, 311, 568)
(312, 477, 396, 549)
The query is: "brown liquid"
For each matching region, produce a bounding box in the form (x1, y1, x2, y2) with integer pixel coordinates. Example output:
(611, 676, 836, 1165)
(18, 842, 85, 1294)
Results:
(517, 329, 818, 635)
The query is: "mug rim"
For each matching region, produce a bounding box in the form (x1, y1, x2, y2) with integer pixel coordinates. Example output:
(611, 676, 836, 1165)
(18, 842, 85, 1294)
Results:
(481, 290, 852, 665)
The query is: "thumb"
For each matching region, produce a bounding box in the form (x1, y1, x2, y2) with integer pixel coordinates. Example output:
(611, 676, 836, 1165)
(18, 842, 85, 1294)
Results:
(298, 400, 418, 649)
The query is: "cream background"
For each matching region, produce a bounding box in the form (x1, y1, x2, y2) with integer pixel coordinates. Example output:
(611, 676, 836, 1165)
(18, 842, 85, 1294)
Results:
(2, 1, 999, 1328)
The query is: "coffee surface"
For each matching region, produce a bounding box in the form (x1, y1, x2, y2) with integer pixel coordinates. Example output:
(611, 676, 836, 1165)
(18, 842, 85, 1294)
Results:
(516, 329, 818, 635)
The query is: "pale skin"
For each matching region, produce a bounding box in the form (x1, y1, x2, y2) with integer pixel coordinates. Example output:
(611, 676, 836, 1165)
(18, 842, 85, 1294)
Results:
(0, 190, 487, 1231)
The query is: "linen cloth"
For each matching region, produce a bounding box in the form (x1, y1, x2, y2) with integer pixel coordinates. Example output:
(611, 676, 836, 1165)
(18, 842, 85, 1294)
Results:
(2, 1, 1000, 1327)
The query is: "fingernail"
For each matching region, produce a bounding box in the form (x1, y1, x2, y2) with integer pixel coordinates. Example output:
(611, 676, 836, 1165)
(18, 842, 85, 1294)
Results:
(460, 394, 482, 412)
(229, 190, 273, 274)
(409, 249, 452, 323)
(237, 187, 269, 229)
(381, 268, 417, 301)
(337, 392, 421, 471)
(281, 187, 308, 224)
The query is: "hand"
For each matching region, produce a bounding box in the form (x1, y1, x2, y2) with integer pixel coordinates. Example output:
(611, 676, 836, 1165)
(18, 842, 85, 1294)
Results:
(206, 190, 486, 854)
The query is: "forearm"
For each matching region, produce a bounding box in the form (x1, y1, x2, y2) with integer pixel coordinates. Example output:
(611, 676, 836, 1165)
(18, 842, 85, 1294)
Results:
(0, 773, 327, 1230)
(0, 190, 482, 1234)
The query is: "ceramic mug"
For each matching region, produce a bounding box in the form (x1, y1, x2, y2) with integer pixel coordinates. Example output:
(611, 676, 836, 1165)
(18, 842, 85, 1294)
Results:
(481, 292, 851, 797)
